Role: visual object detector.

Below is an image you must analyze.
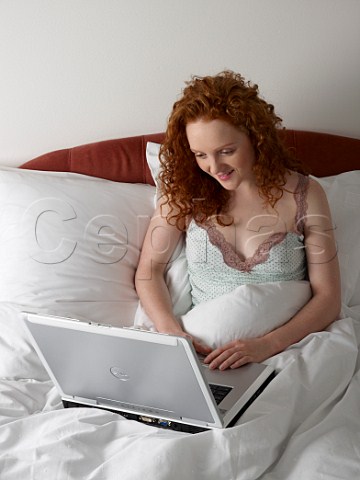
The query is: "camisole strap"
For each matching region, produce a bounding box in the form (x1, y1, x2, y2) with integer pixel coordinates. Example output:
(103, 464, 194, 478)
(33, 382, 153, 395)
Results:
(294, 174, 310, 235)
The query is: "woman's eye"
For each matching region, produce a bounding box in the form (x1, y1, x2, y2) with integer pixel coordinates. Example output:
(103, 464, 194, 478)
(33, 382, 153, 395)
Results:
(194, 153, 206, 159)
(220, 150, 234, 155)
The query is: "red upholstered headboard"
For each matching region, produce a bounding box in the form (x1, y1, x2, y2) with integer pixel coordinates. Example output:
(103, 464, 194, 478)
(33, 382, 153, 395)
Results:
(21, 130, 360, 181)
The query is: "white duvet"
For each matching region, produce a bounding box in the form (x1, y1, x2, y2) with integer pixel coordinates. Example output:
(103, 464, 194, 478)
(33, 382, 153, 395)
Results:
(1, 301, 359, 480)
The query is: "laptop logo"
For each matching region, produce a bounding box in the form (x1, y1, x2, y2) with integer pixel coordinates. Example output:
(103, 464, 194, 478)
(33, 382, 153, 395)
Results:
(110, 366, 130, 381)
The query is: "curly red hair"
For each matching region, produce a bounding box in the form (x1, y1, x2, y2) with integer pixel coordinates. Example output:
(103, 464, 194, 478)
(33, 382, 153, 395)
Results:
(159, 71, 306, 228)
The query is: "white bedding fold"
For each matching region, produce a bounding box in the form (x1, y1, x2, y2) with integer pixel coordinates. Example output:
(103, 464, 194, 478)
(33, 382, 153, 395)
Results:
(0, 302, 359, 480)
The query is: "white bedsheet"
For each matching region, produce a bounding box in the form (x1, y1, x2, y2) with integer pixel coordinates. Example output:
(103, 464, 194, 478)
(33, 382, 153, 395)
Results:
(1, 302, 359, 479)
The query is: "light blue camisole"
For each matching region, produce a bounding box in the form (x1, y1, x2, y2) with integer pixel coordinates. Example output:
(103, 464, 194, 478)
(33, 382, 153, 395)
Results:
(185, 174, 309, 305)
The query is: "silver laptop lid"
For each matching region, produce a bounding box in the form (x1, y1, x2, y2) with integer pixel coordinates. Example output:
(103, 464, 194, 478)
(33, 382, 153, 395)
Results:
(23, 313, 223, 429)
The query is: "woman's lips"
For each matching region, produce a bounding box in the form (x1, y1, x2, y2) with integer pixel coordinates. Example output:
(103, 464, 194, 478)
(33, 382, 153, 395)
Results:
(217, 170, 234, 181)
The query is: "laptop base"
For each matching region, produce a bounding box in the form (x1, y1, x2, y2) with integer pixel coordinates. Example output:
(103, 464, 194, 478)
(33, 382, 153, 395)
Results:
(62, 400, 208, 434)
(62, 370, 275, 434)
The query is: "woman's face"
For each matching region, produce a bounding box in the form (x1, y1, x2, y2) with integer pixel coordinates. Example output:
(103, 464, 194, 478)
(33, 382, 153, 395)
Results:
(186, 118, 256, 191)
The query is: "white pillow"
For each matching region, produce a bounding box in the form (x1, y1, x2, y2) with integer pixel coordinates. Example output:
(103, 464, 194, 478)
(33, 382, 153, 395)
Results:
(146, 141, 163, 189)
(180, 281, 312, 349)
(315, 171, 360, 305)
(0, 167, 156, 327)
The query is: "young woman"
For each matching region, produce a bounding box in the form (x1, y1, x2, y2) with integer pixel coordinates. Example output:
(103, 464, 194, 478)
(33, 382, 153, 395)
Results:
(135, 70, 341, 370)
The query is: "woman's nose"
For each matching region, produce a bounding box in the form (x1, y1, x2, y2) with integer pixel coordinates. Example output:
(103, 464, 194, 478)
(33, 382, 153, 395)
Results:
(207, 156, 219, 174)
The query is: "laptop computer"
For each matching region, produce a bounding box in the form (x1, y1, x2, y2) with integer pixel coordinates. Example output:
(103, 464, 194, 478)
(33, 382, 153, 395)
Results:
(22, 312, 275, 433)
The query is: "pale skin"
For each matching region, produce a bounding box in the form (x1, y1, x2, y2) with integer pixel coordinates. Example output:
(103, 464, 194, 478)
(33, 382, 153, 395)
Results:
(135, 118, 341, 370)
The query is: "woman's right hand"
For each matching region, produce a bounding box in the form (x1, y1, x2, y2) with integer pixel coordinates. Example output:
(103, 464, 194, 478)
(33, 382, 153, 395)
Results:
(192, 338, 213, 356)
(162, 325, 212, 356)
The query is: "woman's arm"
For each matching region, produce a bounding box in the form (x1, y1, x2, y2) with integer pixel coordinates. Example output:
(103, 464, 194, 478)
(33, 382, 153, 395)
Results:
(135, 202, 184, 334)
(135, 202, 212, 354)
(204, 178, 342, 370)
(266, 178, 341, 350)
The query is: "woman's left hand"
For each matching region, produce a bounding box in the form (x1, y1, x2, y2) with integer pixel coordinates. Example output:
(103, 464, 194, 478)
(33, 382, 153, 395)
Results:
(203, 336, 275, 370)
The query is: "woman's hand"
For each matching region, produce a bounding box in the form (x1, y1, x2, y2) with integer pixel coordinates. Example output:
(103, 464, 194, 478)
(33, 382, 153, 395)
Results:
(192, 338, 213, 356)
(177, 332, 212, 356)
(203, 336, 275, 370)
(158, 324, 212, 357)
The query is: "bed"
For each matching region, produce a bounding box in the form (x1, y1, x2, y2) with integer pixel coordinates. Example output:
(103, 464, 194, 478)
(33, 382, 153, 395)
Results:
(0, 129, 359, 479)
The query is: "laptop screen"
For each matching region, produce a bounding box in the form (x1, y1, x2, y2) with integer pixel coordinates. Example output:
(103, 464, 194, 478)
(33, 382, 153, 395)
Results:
(24, 316, 219, 425)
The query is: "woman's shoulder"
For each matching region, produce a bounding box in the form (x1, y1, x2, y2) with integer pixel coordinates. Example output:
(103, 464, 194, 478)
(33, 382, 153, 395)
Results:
(155, 198, 190, 231)
(285, 171, 325, 197)
(282, 172, 330, 216)
(286, 173, 331, 218)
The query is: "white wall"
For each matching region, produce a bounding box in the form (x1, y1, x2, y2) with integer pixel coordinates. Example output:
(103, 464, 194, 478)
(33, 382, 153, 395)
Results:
(1, 0, 359, 166)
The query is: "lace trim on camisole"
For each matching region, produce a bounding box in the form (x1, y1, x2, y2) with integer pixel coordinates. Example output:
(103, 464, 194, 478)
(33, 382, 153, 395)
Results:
(197, 174, 309, 273)
(204, 228, 287, 272)
(294, 174, 309, 234)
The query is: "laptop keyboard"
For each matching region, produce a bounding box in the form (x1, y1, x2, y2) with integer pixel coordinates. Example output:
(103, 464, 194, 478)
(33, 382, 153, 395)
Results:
(209, 384, 232, 404)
